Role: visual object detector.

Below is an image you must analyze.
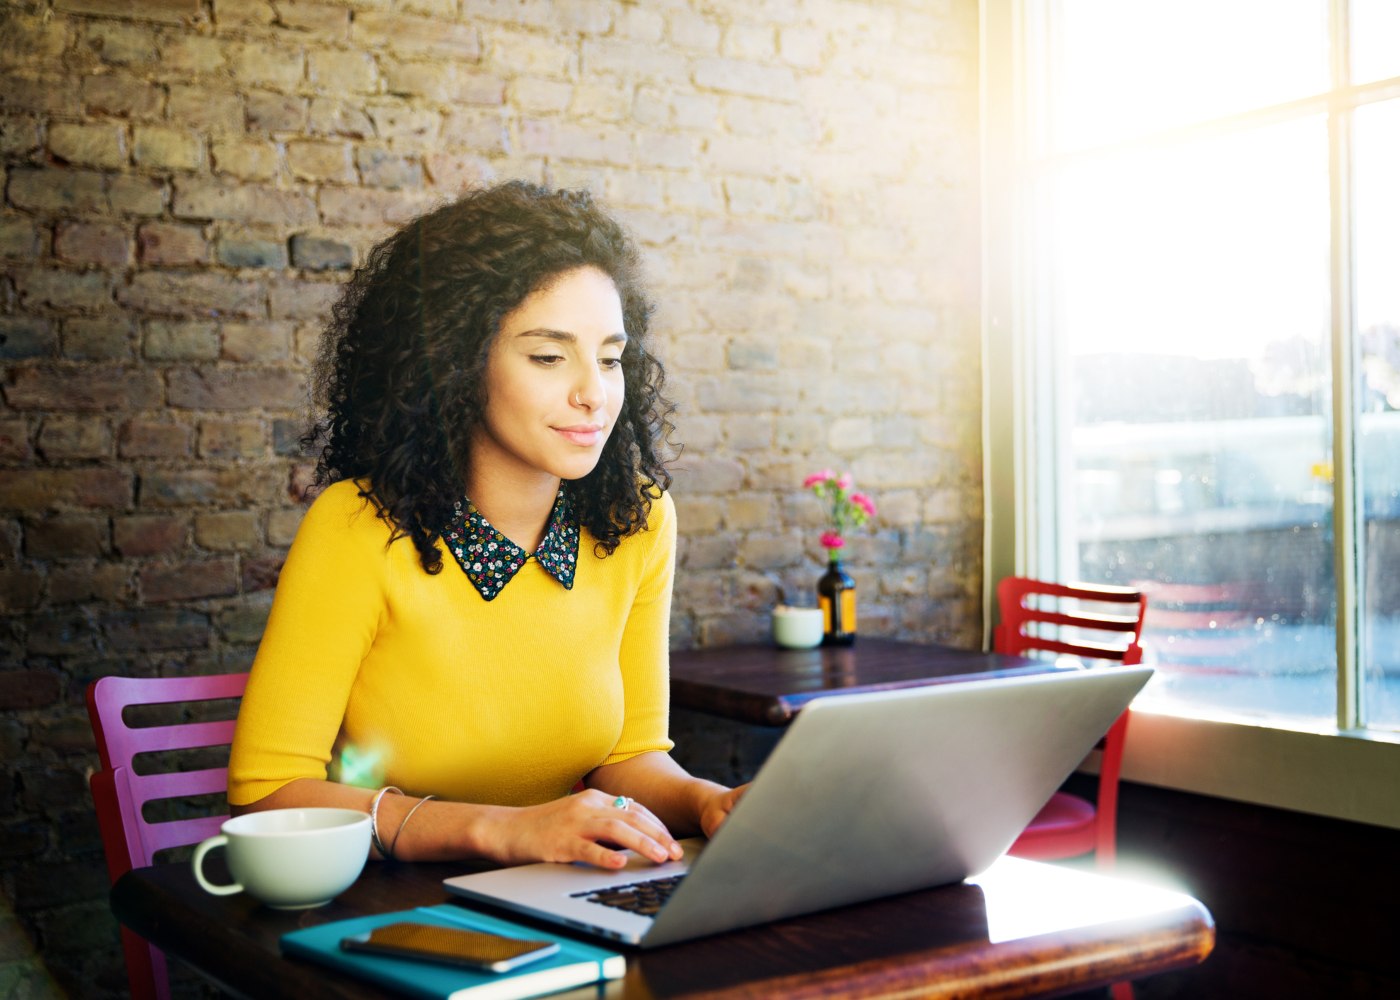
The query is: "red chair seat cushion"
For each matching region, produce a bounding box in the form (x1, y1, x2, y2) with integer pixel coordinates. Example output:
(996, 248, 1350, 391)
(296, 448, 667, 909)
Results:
(1007, 792, 1097, 860)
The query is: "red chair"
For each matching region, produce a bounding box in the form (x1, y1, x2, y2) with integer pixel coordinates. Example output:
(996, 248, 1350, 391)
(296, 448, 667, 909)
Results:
(994, 577, 1147, 870)
(86, 673, 248, 1000)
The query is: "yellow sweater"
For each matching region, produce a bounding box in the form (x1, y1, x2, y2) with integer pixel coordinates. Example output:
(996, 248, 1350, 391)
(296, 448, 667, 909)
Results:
(228, 480, 676, 807)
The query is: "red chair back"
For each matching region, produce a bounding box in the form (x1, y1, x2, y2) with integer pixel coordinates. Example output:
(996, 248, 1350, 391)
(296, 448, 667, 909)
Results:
(86, 672, 248, 1000)
(994, 578, 1147, 872)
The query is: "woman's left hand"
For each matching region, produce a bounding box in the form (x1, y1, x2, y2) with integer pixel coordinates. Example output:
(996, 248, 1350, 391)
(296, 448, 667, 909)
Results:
(697, 783, 749, 839)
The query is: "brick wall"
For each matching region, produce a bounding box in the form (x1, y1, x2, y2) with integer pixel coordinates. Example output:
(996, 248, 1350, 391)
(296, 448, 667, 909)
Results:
(1, 1, 981, 994)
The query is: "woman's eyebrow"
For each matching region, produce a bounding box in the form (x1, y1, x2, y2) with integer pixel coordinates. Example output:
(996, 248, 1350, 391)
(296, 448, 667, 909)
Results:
(514, 328, 628, 345)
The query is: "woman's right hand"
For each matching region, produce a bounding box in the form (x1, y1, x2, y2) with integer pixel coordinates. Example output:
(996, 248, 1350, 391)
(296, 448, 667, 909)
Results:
(485, 789, 684, 870)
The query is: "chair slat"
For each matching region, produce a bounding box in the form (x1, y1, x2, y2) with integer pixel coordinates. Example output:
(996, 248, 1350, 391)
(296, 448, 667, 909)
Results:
(117, 719, 238, 760)
(143, 814, 230, 857)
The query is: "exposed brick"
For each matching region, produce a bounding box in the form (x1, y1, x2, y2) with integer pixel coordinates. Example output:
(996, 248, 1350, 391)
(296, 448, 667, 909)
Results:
(102, 607, 210, 651)
(241, 552, 285, 592)
(307, 97, 376, 139)
(62, 316, 137, 360)
(0, 670, 62, 710)
(286, 139, 354, 182)
(53, 222, 130, 268)
(35, 417, 112, 461)
(0, 421, 34, 463)
(0, 217, 43, 260)
(422, 152, 496, 193)
(166, 367, 304, 410)
(308, 49, 377, 93)
(352, 10, 481, 57)
(80, 18, 159, 64)
(289, 234, 352, 270)
(356, 148, 424, 189)
(275, 1, 350, 38)
(215, 233, 290, 269)
(194, 510, 259, 550)
(3, 366, 162, 411)
(143, 320, 219, 361)
(0, 468, 132, 510)
(13, 268, 113, 311)
(267, 278, 341, 320)
(24, 514, 109, 559)
(197, 419, 264, 459)
(230, 40, 307, 89)
(140, 557, 238, 602)
(81, 73, 166, 118)
(48, 562, 132, 604)
(221, 321, 292, 362)
(118, 272, 264, 317)
(266, 505, 306, 545)
(137, 222, 210, 265)
(131, 125, 205, 170)
(117, 419, 192, 460)
(173, 178, 316, 226)
(0, 75, 80, 115)
(366, 104, 441, 146)
(59, 0, 202, 26)
(0, 317, 57, 360)
(167, 85, 244, 137)
(0, 569, 44, 611)
(218, 593, 274, 644)
(48, 122, 127, 169)
(138, 465, 282, 507)
(246, 90, 309, 132)
(210, 139, 279, 181)
(108, 174, 168, 216)
(0, 116, 43, 158)
(113, 513, 187, 556)
(317, 186, 427, 227)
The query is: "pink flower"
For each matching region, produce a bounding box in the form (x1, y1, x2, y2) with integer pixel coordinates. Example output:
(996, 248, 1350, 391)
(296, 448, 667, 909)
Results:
(819, 531, 845, 550)
(802, 469, 834, 488)
(850, 492, 877, 517)
(836, 473, 853, 491)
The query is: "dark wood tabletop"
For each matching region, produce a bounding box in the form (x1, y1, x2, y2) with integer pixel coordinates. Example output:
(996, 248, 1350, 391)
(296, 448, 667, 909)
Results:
(111, 852, 1213, 999)
(669, 638, 1063, 726)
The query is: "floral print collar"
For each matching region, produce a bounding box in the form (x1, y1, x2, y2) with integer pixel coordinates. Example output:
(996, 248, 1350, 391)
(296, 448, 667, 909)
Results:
(444, 490, 579, 601)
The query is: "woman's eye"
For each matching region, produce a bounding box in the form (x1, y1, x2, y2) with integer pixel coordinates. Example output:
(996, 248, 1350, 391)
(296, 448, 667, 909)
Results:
(530, 354, 565, 366)
(599, 357, 623, 370)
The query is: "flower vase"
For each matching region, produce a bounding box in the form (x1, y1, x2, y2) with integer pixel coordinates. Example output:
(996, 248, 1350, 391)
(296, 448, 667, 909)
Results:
(817, 556, 856, 646)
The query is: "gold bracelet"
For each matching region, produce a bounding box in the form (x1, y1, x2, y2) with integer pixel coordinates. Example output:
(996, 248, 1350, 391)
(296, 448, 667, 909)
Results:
(389, 794, 436, 859)
(369, 785, 403, 859)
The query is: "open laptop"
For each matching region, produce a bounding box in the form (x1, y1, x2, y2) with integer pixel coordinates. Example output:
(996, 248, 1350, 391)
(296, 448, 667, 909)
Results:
(444, 665, 1153, 948)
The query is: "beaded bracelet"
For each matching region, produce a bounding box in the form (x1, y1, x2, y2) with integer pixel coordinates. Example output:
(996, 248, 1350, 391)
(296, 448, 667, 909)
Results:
(368, 785, 403, 859)
(389, 794, 436, 859)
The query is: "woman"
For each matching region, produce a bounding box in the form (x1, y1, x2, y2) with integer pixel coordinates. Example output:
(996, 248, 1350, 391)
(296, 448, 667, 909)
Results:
(228, 181, 742, 870)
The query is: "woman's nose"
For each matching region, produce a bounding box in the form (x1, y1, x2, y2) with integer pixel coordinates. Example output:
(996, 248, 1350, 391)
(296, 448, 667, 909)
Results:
(573, 366, 606, 410)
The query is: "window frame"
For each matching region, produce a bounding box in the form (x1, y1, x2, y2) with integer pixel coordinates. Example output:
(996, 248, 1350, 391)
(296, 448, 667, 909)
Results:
(980, 0, 1400, 830)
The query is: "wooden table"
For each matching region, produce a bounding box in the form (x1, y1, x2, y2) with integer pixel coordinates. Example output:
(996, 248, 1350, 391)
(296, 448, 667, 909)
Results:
(669, 637, 1060, 726)
(111, 852, 1213, 999)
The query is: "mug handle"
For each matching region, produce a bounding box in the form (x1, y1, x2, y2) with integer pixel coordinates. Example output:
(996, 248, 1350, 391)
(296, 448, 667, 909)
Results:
(191, 835, 243, 896)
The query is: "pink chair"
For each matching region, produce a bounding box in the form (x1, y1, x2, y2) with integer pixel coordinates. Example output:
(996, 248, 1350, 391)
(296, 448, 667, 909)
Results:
(86, 673, 248, 1000)
(994, 577, 1147, 869)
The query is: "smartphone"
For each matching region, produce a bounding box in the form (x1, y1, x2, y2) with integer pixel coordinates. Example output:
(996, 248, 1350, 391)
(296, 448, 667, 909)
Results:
(340, 922, 560, 973)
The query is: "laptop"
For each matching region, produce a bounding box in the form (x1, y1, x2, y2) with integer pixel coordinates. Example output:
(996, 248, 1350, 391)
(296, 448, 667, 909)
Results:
(444, 665, 1153, 948)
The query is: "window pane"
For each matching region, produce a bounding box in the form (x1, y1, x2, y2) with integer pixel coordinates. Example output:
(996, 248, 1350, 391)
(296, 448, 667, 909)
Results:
(1050, 117, 1337, 724)
(1351, 0, 1400, 85)
(1048, 0, 1329, 152)
(1356, 99, 1400, 731)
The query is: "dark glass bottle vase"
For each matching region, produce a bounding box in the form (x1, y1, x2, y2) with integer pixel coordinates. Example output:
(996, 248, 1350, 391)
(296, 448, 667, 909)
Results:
(817, 557, 857, 646)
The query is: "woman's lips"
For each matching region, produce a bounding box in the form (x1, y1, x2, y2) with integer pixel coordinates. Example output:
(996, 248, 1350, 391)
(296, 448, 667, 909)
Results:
(554, 424, 606, 446)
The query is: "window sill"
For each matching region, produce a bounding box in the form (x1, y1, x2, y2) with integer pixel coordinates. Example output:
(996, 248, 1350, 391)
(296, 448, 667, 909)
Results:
(1117, 708, 1400, 831)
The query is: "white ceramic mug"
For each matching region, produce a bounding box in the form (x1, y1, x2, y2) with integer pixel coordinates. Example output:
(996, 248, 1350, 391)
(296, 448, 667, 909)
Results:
(191, 807, 371, 909)
(772, 604, 825, 649)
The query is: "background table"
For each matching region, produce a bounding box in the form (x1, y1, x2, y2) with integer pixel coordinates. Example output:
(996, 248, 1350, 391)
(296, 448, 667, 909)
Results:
(111, 852, 1213, 999)
(669, 638, 1060, 726)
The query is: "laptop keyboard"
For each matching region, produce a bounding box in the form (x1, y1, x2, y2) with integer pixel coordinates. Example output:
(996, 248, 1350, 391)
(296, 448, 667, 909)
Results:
(571, 874, 686, 916)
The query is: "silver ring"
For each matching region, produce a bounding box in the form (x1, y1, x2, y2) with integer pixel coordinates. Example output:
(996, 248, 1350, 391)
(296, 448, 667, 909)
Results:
(612, 795, 632, 811)
(574, 392, 582, 406)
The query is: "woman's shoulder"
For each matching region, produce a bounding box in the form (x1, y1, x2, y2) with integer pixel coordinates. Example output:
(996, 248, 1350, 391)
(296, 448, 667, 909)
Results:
(296, 479, 388, 543)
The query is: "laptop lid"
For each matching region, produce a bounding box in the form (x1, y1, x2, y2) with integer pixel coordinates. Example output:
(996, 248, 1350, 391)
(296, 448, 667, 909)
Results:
(445, 665, 1153, 948)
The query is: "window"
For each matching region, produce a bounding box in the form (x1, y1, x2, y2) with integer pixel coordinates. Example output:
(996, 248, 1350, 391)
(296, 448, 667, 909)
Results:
(983, 1, 1400, 822)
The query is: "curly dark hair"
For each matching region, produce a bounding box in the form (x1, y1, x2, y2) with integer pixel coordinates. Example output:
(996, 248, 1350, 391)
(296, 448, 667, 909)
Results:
(305, 180, 675, 574)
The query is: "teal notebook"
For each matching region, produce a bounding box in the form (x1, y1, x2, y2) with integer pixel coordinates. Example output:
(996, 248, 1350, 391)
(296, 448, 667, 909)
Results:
(280, 903, 626, 1000)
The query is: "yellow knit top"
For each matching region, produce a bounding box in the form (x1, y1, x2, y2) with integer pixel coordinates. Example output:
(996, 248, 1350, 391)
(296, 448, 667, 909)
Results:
(227, 479, 676, 807)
